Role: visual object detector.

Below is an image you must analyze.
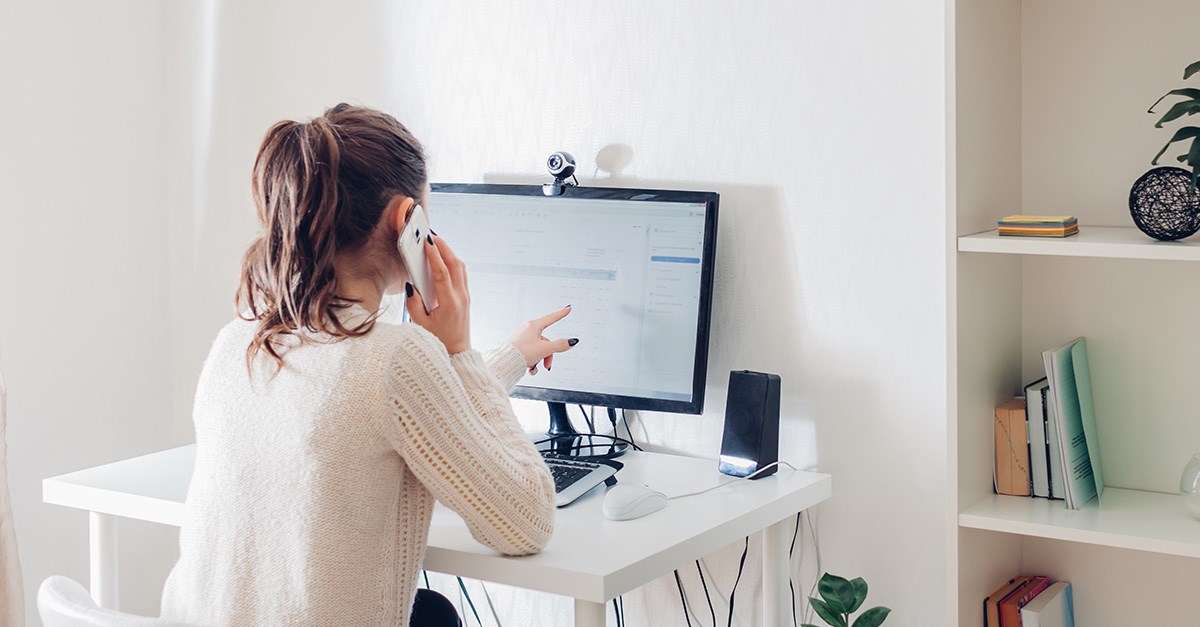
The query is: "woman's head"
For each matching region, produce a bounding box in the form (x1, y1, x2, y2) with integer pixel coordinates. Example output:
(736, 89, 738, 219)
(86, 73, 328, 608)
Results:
(238, 103, 427, 368)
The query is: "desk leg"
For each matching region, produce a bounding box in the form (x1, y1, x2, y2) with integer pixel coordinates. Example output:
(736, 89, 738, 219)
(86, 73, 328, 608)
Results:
(574, 598, 606, 627)
(762, 517, 791, 627)
(89, 512, 119, 609)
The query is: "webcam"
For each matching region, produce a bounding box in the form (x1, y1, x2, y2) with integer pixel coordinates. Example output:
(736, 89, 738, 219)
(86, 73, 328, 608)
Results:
(546, 151, 576, 179)
(542, 151, 579, 196)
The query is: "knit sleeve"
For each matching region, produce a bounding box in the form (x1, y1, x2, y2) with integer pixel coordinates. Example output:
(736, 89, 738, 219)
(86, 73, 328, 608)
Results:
(481, 343, 528, 391)
(385, 325, 555, 556)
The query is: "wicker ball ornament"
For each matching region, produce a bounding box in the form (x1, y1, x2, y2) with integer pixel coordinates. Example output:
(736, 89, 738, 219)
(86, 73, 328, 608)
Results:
(1129, 166, 1200, 241)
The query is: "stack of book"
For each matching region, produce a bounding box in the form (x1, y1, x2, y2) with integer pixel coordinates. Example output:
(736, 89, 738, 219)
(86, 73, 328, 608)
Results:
(996, 215, 1079, 238)
(993, 337, 1104, 509)
(984, 576, 1074, 627)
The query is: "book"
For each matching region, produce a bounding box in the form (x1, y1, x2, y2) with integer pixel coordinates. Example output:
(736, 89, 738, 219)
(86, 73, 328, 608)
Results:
(1021, 581, 1074, 627)
(994, 398, 1031, 496)
(1024, 378, 1051, 498)
(997, 215, 1080, 238)
(999, 575, 1050, 626)
(1042, 337, 1104, 509)
(1043, 385, 1066, 500)
(984, 576, 1030, 627)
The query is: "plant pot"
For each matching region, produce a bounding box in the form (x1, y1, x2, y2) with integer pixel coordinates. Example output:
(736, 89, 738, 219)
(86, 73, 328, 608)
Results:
(1128, 166, 1200, 241)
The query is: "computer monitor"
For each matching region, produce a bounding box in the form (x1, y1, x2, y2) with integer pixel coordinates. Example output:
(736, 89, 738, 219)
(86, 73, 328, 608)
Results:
(428, 183, 719, 455)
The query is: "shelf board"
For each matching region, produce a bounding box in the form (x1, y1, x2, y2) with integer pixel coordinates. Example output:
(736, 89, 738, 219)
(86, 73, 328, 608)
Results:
(959, 488, 1200, 558)
(958, 226, 1200, 261)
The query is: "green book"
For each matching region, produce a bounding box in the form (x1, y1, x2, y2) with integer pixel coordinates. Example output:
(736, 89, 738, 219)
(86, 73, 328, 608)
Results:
(1041, 337, 1104, 509)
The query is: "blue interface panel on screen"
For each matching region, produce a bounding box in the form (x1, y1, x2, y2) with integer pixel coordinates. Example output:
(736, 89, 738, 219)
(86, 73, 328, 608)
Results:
(429, 184, 719, 447)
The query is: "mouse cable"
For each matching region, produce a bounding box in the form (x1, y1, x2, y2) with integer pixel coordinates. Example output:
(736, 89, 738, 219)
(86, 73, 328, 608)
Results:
(674, 569, 694, 627)
(696, 559, 717, 627)
(726, 536, 750, 627)
(456, 576, 483, 626)
(621, 409, 636, 448)
(667, 461, 799, 500)
(422, 570, 430, 589)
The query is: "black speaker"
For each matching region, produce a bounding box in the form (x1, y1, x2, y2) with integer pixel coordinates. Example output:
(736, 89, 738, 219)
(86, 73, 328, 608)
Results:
(718, 370, 780, 478)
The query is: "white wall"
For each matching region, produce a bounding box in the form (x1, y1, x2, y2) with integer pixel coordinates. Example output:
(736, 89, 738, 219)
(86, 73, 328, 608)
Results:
(5, 0, 951, 624)
(0, 1, 180, 621)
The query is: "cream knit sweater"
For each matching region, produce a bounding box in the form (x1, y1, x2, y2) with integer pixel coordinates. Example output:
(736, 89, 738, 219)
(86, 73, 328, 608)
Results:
(160, 310, 556, 626)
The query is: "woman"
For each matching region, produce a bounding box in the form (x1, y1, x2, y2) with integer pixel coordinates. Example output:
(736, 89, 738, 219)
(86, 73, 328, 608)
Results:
(161, 104, 572, 626)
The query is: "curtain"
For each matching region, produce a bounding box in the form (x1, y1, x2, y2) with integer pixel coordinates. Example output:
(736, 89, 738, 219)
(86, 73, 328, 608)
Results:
(0, 365, 23, 625)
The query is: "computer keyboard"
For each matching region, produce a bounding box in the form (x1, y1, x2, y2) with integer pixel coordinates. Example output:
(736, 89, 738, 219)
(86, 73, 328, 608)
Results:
(542, 453, 619, 507)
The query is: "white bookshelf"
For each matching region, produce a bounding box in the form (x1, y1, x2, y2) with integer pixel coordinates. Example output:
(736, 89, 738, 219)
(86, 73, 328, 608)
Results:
(959, 488, 1200, 559)
(952, 0, 1200, 624)
(958, 226, 1200, 261)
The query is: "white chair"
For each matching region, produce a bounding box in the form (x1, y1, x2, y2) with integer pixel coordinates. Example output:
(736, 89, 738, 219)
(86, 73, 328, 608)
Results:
(37, 576, 192, 627)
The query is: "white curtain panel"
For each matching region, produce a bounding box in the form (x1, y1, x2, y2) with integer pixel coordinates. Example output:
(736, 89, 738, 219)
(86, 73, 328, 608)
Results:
(0, 365, 23, 625)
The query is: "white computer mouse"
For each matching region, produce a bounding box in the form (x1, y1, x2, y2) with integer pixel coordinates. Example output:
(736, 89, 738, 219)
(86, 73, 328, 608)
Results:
(602, 484, 668, 521)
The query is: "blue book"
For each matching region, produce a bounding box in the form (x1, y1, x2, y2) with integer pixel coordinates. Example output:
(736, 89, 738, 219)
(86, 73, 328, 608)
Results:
(1042, 337, 1104, 509)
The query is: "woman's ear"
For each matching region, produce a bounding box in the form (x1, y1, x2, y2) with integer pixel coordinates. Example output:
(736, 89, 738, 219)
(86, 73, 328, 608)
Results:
(387, 196, 415, 234)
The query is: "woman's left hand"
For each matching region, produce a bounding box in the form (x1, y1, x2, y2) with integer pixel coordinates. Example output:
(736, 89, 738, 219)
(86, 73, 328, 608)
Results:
(508, 306, 579, 375)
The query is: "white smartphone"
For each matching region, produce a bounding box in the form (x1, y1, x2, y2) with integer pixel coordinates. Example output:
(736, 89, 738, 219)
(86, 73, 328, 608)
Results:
(397, 203, 439, 313)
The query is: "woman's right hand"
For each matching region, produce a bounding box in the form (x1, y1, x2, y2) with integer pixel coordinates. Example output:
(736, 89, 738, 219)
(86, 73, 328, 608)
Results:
(406, 235, 472, 355)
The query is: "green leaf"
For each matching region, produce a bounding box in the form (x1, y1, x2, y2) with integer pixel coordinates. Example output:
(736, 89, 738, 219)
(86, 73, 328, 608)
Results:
(1188, 140, 1200, 192)
(1155, 101, 1200, 127)
(1152, 126, 1200, 164)
(1148, 88, 1200, 114)
(848, 577, 868, 613)
(801, 624, 821, 627)
(1185, 60, 1200, 80)
(809, 597, 847, 627)
(852, 606, 892, 627)
(818, 574, 855, 614)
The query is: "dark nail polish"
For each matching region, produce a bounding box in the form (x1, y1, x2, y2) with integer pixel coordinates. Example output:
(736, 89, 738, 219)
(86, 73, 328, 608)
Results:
(564, 304, 572, 308)
(405, 282, 413, 297)
(568, 338, 579, 346)
(547, 365, 551, 371)
(430, 229, 438, 236)
(426, 234, 434, 245)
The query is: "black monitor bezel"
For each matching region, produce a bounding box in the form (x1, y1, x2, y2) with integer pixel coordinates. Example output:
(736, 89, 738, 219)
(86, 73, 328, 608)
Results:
(429, 182, 719, 415)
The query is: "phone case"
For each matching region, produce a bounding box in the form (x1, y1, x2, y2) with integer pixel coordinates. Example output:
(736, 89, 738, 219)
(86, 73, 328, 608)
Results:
(397, 204, 439, 313)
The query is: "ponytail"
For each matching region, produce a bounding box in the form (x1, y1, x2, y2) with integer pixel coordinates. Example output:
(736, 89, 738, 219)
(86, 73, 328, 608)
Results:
(237, 104, 427, 371)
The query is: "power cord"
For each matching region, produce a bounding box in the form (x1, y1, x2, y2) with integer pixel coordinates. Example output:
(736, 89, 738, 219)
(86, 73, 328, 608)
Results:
(726, 536, 750, 627)
(612, 595, 626, 627)
(802, 509, 822, 625)
(666, 461, 798, 500)
(789, 512, 801, 627)
(696, 560, 717, 627)
(577, 404, 596, 433)
(622, 409, 640, 447)
(456, 576, 483, 626)
(674, 569, 694, 627)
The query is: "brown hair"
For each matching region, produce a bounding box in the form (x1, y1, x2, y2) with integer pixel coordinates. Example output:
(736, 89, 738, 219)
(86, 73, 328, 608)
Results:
(237, 103, 427, 370)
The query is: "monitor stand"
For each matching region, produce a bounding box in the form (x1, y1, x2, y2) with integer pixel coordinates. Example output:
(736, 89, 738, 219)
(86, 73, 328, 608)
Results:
(540, 401, 629, 459)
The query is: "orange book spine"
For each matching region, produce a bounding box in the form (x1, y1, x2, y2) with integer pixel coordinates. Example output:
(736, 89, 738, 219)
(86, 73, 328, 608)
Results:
(999, 576, 1050, 626)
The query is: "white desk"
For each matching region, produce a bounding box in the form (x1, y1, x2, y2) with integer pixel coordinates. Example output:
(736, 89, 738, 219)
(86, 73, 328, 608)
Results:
(44, 446, 831, 627)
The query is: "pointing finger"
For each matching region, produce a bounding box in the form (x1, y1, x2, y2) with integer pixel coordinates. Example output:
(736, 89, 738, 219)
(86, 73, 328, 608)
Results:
(534, 305, 572, 331)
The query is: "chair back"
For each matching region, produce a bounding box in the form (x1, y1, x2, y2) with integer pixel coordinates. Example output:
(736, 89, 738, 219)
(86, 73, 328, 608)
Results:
(38, 576, 192, 627)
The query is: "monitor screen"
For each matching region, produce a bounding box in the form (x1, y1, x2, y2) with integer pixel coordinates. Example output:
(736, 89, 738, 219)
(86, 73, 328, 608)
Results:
(428, 183, 719, 414)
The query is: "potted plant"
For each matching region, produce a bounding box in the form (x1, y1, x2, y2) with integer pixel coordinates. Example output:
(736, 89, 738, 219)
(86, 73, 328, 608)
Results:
(1150, 60, 1200, 189)
(802, 573, 890, 627)
(1129, 60, 1200, 241)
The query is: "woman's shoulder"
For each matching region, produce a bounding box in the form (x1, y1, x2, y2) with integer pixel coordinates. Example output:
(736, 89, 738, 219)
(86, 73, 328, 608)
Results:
(372, 321, 449, 364)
